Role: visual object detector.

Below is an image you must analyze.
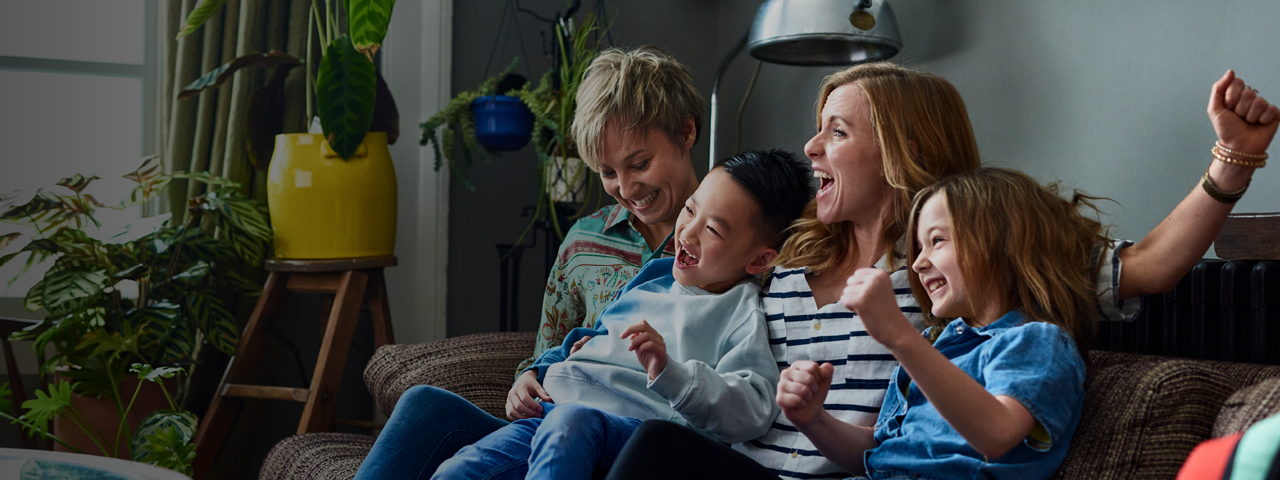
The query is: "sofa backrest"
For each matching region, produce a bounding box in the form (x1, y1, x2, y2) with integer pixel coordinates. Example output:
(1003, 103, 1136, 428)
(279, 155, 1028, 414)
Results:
(1051, 350, 1280, 480)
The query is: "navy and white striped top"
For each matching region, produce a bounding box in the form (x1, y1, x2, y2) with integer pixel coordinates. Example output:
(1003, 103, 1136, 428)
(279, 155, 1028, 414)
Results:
(734, 240, 1137, 479)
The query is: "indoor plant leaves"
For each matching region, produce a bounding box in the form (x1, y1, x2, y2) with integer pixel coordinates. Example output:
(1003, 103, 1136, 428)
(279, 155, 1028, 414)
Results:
(347, 0, 397, 61)
(317, 35, 377, 160)
(244, 61, 300, 170)
(175, 0, 228, 39)
(178, 50, 302, 99)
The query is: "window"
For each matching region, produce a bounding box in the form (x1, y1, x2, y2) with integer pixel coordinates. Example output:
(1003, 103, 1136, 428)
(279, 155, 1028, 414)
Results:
(0, 0, 158, 298)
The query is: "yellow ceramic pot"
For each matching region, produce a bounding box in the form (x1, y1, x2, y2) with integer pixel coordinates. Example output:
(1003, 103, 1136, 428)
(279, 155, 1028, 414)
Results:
(266, 133, 397, 259)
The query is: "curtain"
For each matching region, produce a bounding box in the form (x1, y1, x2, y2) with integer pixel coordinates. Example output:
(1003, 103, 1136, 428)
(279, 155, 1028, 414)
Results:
(156, 2, 316, 476)
(159, 0, 312, 218)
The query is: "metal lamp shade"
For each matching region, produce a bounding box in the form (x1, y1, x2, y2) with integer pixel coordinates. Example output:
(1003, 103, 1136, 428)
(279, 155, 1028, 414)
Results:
(748, 0, 902, 66)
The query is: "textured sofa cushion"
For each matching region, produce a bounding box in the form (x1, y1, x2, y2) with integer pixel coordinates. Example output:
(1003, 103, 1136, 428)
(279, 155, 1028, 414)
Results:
(1214, 377, 1280, 437)
(258, 433, 374, 480)
(364, 332, 537, 418)
(1051, 354, 1238, 480)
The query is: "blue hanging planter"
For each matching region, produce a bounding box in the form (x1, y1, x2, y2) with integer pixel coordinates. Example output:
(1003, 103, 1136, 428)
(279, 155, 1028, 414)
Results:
(472, 95, 534, 151)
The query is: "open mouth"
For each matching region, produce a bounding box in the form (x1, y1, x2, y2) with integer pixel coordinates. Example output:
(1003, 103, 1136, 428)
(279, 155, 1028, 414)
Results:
(925, 278, 948, 297)
(676, 240, 700, 268)
(814, 171, 835, 197)
(632, 190, 659, 209)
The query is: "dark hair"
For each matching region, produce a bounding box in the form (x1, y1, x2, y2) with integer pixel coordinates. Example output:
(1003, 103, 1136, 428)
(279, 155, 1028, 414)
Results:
(715, 149, 815, 248)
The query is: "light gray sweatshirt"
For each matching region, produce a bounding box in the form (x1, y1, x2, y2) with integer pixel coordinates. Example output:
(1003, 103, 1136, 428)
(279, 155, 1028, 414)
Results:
(529, 257, 780, 444)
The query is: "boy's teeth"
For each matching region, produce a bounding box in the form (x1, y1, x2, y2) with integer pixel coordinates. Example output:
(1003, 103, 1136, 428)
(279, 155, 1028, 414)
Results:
(813, 171, 833, 180)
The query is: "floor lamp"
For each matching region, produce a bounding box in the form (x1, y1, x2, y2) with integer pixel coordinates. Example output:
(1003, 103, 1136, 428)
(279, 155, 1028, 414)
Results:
(709, 0, 903, 170)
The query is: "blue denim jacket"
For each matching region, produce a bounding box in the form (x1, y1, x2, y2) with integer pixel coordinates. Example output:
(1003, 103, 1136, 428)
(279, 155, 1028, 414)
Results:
(864, 310, 1086, 480)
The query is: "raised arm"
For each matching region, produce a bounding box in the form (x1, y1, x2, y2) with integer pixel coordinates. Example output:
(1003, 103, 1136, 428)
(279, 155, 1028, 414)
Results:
(841, 269, 1037, 458)
(1117, 70, 1279, 299)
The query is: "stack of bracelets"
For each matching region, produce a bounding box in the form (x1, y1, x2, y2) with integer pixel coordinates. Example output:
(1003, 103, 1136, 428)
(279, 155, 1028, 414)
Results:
(1201, 141, 1268, 204)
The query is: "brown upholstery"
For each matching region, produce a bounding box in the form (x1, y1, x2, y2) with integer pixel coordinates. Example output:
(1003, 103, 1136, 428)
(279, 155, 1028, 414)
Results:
(364, 332, 536, 418)
(262, 336, 1280, 480)
(1214, 377, 1280, 437)
(258, 433, 375, 480)
(1051, 351, 1280, 480)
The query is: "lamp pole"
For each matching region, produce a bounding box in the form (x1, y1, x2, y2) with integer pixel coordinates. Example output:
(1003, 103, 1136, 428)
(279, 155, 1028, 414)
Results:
(709, 30, 749, 172)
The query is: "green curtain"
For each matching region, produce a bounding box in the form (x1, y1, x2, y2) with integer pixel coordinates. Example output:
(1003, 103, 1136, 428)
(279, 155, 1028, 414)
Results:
(157, 2, 315, 476)
(159, 0, 312, 217)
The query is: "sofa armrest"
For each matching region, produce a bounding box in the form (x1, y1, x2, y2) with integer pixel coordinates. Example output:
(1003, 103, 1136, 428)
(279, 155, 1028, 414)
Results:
(363, 332, 537, 419)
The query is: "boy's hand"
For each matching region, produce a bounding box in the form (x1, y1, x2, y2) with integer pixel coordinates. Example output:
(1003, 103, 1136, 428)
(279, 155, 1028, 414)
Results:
(842, 268, 915, 349)
(569, 335, 593, 355)
(621, 320, 668, 381)
(777, 361, 835, 428)
(506, 369, 553, 420)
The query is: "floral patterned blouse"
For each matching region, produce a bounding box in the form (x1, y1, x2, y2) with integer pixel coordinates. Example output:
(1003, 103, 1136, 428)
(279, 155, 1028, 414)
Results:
(515, 204, 676, 377)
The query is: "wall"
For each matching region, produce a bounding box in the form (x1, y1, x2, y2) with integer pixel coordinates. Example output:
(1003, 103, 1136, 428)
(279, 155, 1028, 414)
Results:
(445, 0, 721, 337)
(718, 0, 1280, 251)
(446, 0, 1280, 337)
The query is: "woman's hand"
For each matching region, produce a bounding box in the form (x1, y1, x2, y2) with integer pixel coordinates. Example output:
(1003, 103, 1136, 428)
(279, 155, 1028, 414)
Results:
(841, 268, 915, 349)
(777, 361, 835, 428)
(621, 320, 668, 381)
(506, 369, 553, 420)
(1210, 70, 1279, 155)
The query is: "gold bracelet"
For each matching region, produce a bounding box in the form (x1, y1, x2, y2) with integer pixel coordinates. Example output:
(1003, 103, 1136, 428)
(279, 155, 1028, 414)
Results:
(1215, 141, 1269, 160)
(1201, 169, 1249, 204)
(1212, 149, 1267, 168)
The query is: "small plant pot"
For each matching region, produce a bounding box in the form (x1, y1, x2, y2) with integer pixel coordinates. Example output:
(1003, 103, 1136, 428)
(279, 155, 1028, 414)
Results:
(546, 156, 590, 204)
(52, 368, 176, 459)
(471, 95, 533, 151)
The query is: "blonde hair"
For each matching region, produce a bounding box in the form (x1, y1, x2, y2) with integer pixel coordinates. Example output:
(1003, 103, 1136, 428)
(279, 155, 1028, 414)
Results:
(773, 62, 981, 274)
(906, 168, 1109, 353)
(572, 46, 705, 172)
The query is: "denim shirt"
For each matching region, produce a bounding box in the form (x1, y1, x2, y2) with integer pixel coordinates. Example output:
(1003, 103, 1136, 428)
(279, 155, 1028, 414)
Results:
(864, 310, 1086, 480)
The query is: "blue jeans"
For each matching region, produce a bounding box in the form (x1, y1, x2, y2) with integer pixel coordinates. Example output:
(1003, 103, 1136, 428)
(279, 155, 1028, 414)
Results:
(354, 385, 509, 480)
(432, 402, 644, 480)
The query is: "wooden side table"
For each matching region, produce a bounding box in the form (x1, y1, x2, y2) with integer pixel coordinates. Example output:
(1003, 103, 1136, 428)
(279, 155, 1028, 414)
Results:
(191, 256, 396, 478)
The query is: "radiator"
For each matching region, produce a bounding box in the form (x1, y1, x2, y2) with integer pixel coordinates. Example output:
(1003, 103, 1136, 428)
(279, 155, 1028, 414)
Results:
(1094, 259, 1280, 365)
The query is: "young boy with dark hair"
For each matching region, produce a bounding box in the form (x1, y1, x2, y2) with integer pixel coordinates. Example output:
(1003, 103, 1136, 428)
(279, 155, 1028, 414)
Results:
(431, 150, 815, 480)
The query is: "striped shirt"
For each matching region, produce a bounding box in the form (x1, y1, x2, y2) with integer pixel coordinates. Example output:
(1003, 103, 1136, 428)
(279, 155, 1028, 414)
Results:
(736, 239, 1137, 479)
(516, 205, 676, 377)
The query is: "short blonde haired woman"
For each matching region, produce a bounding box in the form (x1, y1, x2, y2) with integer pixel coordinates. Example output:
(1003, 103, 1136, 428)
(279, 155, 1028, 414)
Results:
(604, 64, 1278, 480)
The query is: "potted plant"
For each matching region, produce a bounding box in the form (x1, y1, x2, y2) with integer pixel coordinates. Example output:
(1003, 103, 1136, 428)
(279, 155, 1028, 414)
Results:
(422, 13, 607, 240)
(176, 0, 401, 259)
(0, 155, 271, 474)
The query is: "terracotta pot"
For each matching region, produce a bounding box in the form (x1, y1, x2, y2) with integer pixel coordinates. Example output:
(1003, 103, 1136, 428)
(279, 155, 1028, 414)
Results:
(52, 369, 176, 459)
(266, 132, 398, 259)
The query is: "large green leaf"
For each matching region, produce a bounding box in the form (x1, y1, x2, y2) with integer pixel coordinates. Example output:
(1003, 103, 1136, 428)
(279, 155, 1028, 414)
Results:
(188, 290, 238, 355)
(347, 0, 396, 61)
(18, 381, 74, 438)
(176, 0, 227, 39)
(40, 269, 108, 316)
(56, 174, 100, 194)
(179, 50, 302, 99)
(0, 191, 70, 230)
(317, 35, 378, 160)
(134, 423, 197, 476)
(130, 410, 197, 465)
(168, 261, 209, 290)
(23, 278, 46, 312)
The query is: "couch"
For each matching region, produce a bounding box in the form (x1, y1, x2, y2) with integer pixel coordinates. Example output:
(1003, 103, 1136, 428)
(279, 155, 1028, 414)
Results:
(258, 332, 1280, 480)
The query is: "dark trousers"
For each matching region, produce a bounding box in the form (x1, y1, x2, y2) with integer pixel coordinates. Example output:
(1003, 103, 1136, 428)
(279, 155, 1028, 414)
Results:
(603, 420, 782, 480)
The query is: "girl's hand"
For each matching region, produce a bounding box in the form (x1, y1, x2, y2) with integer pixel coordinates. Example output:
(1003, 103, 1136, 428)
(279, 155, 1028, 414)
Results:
(777, 361, 835, 427)
(841, 268, 915, 349)
(506, 369, 553, 420)
(569, 335, 592, 355)
(1210, 70, 1279, 154)
(621, 320, 668, 381)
